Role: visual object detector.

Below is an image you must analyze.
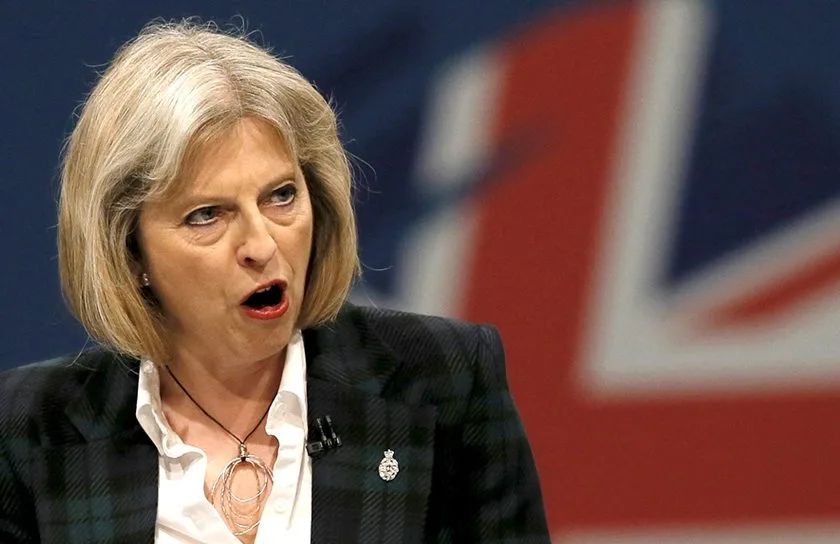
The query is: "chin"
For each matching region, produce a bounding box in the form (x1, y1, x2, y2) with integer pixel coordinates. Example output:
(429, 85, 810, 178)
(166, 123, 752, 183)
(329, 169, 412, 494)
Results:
(249, 326, 295, 358)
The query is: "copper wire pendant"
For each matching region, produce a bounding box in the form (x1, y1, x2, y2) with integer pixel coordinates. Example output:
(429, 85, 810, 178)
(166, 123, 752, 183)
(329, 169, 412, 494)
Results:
(211, 443, 274, 536)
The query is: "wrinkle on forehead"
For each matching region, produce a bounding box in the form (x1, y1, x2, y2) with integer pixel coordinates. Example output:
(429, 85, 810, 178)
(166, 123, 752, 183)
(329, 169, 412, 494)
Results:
(147, 116, 297, 204)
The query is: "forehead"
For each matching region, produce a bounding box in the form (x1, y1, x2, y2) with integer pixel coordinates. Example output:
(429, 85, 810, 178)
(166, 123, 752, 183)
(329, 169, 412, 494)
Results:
(180, 117, 296, 191)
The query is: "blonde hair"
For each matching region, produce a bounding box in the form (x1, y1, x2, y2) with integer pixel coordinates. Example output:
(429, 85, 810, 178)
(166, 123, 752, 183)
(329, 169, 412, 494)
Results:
(59, 20, 359, 362)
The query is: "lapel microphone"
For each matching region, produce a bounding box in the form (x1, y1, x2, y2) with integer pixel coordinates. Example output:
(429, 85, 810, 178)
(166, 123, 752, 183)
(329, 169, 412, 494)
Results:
(306, 415, 342, 459)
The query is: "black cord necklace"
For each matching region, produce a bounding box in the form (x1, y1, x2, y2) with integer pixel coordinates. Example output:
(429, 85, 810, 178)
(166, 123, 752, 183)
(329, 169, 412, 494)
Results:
(165, 365, 274, 537)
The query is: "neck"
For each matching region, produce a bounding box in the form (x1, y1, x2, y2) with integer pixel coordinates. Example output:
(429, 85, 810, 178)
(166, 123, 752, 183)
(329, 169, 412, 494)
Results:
(160, 346, 286, 438)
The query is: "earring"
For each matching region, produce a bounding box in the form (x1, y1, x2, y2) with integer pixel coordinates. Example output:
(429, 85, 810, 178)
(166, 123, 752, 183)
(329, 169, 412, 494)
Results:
(140, 272, 151, 287)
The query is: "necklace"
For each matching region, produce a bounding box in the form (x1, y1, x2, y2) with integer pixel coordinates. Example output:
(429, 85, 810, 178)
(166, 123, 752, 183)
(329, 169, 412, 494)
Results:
(165, 366, 274, 537)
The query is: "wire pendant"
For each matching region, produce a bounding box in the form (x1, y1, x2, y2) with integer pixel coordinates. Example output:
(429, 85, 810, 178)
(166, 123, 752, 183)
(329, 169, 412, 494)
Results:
(164, 365, 275, 537)
(210, 443, 274, 536)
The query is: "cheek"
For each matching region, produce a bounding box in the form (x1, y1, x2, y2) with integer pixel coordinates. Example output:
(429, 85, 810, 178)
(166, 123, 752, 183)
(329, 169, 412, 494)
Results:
(144, 237, 222, 303)
(291, 198, 315, 273)
(285, 222, 314, 283)
(145, 236, 194, 274)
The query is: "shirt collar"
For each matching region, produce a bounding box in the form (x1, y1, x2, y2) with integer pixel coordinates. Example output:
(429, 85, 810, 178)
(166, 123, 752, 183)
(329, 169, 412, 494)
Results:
(135, 330, 308, 458)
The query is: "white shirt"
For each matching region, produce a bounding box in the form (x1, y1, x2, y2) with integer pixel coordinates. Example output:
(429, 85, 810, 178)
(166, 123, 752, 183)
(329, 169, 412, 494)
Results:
(135, 331, 312, 543)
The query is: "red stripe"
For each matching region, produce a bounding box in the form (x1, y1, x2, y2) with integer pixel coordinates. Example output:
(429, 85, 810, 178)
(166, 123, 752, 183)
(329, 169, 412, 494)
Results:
(698, 243, 840, 331)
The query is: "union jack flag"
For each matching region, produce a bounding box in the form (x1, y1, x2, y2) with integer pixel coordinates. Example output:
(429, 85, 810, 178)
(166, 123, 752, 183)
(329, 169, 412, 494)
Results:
(353, 0, 840, 540)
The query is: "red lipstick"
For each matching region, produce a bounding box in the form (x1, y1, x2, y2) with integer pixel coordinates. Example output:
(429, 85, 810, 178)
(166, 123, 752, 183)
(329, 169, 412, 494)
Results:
(240, 280, 288, 321)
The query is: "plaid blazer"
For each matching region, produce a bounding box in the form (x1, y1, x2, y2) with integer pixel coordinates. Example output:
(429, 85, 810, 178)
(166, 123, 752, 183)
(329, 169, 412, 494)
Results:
(0, 304, 549, 543)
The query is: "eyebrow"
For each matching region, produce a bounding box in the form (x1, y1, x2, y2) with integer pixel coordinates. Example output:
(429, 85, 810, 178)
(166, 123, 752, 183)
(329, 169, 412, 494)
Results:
(177, 171, 298, 211)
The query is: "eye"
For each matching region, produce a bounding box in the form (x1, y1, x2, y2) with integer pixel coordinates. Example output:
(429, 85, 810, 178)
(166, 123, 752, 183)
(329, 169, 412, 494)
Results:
(184, 206, 221, 226)
(267, 184, 297, 206)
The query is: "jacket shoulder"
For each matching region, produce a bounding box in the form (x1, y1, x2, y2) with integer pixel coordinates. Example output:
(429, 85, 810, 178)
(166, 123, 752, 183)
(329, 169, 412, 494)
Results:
(347, 303, 499, 356)
(343, 304, 506, 411)
(0, 350, 125, 441)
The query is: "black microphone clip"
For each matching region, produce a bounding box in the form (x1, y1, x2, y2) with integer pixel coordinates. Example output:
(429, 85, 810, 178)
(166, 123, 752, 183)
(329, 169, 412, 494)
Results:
(306, 415, 342, 459)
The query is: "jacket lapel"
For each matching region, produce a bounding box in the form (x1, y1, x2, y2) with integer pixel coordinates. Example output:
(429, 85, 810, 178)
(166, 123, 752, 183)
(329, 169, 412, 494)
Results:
(40, 354, 159, 544)
(305, 308, 437, 544)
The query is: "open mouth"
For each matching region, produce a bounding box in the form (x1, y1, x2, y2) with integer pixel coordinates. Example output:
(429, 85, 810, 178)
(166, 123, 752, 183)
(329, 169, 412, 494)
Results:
(242, 283, 284, 310)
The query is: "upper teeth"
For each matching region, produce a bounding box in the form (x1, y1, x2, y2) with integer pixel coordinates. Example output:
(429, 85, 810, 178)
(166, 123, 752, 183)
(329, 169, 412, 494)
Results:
(256, 286, 272, 293)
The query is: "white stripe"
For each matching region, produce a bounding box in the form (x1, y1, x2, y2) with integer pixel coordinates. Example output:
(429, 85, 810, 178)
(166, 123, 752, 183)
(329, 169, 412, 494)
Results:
(354, 45, 503, 316)
(414, 45, 502, 196)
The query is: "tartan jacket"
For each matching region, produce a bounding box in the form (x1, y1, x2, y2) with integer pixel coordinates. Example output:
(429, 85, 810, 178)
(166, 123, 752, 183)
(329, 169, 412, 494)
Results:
(0, 304, 549, 543)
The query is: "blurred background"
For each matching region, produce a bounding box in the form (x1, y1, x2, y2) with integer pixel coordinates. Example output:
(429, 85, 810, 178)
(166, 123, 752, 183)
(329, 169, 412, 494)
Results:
(4, 0, 840, 541)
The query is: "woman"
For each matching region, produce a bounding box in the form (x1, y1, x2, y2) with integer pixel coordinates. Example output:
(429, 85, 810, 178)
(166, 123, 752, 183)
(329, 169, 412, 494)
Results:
(0, 20, 548, 543)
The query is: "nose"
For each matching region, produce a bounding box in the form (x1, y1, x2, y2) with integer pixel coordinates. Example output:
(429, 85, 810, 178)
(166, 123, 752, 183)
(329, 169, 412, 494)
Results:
(235, 210, 277, 268)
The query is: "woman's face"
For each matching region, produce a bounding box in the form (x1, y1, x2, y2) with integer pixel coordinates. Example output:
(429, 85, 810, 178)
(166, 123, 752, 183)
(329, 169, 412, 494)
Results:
(138, 117, 313, 365)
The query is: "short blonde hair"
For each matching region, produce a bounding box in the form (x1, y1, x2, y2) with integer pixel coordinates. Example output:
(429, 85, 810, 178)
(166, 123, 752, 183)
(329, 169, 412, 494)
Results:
(59, 20, 359, 363)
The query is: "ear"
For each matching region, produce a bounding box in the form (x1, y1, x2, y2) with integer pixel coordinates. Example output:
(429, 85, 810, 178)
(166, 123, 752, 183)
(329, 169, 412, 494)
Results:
(126, 229, 147, 280)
